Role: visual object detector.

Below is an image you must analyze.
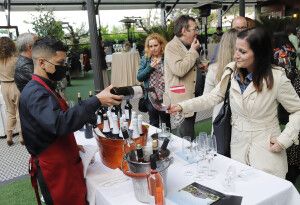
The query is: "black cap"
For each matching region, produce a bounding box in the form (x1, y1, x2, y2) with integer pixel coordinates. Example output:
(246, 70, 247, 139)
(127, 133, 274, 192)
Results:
(121, 127, 130, 139)
(161, 138, 170, 150)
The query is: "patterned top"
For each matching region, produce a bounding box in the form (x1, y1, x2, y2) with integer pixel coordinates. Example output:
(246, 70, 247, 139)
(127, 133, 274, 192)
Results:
(148, 58, 165, 100)
(273, 44, 298, 82)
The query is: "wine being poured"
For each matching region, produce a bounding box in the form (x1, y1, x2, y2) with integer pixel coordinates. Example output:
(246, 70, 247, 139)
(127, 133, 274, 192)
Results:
(148, 87, 184, 127)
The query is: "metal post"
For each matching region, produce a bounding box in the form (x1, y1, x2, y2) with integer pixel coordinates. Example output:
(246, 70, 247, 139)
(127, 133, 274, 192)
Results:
(217, 8, 222, 28)
(202, 17, 208, 58)
(161, 3, 166, 28)
(239, 0, 245, 17)
(86, 0, 104, 92)
(7, 0, 11, 26)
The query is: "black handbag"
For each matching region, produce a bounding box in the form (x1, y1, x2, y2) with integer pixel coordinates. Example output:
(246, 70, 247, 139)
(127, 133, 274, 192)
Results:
(213, 80, 232, 158)
(138, 97, 148, 113)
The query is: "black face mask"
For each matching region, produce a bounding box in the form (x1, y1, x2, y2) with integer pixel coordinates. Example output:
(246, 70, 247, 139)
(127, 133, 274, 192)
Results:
(44, 62, 67, 82)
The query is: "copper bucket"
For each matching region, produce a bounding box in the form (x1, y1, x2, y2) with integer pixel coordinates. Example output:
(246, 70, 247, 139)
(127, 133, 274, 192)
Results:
(95, 123, 148, 169)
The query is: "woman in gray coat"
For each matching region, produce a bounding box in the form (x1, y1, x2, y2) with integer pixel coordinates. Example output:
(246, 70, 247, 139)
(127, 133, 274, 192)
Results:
(169, 27, 300, 178)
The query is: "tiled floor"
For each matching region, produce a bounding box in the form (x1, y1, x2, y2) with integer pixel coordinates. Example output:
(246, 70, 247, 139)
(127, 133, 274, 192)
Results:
(0, 97, 212, 183)
(0, 135, 30, 183)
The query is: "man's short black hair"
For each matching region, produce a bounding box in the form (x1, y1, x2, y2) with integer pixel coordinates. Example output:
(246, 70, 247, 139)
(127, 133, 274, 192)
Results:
(33, 36, 68, 55)
(174, 15, 196, 37)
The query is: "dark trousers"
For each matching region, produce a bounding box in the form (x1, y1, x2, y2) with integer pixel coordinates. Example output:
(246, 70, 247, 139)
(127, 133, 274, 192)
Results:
(147, 100, 171, 129)
(178, 113, 196, 140)
(286, 165, 300, 184)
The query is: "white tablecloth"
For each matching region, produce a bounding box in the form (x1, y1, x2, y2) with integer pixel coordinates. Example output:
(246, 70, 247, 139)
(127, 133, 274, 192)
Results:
(75, 126, 300, 205)
(110, 51, 140, 87)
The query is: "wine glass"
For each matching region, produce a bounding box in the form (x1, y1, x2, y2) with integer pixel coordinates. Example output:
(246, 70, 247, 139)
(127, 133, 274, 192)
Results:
(148, 87, 170, 112)
(148, 87, 184, 127)
(223, 165, 236, 192)
(182, 136, 194, 176)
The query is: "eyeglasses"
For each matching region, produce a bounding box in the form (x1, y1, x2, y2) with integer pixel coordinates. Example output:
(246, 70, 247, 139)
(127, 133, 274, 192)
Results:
(188, 27, 199, 32)
(44, 59, 67, 66)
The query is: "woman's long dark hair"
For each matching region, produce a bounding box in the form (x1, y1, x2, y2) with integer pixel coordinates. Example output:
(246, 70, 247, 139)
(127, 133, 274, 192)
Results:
(237, 27, 274, 92)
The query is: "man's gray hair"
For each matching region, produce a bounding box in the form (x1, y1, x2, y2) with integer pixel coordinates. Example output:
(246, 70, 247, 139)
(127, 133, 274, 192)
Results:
(16, 33, 36, 52)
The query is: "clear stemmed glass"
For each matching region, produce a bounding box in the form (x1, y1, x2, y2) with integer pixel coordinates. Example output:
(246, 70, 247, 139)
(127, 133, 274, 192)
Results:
(182, 136, 195, 176)
(223, 165, 236, 192)
(206, 135, 217, 179)
(148, 87, 184, 127)
(194, 132, 209, 180)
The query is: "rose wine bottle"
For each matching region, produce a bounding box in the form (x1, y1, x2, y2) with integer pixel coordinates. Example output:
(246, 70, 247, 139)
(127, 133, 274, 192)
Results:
(147, 154, 165, 205)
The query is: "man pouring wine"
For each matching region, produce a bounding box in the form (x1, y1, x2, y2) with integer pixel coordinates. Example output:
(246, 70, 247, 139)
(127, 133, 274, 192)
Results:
(19, 37, 122, 205)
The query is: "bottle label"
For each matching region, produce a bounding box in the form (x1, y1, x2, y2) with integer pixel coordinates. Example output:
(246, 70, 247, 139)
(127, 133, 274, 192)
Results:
(132, 86, 144, 99)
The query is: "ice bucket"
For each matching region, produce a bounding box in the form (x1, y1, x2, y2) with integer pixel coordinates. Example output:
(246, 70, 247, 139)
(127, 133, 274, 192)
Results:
(95, 123, 148, 169)
(123, 150, 173, 203)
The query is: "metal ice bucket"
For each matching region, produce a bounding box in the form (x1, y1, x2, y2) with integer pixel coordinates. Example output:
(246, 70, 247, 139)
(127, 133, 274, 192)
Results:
(123, 150, 173, 203)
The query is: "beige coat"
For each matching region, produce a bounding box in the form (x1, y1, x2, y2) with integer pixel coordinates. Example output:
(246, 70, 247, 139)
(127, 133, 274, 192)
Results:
(164, 36, 199, 117)
(179, 62, 300, 178)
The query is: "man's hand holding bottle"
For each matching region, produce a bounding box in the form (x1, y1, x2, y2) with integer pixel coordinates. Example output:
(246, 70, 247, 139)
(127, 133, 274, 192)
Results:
(96, 85, 123, 107)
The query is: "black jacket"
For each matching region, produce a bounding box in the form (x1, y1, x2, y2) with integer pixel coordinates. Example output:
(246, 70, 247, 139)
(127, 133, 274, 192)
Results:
(14, 55, 34, 92)
(19, 75, 100, 155)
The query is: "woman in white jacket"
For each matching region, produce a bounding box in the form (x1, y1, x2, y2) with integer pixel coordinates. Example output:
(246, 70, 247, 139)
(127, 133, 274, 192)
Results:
(169, 27, 300, 178)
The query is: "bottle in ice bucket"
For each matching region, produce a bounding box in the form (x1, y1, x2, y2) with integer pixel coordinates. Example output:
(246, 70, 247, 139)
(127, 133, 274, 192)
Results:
(111, 115, 121, 139)
(147, 154, 165, 205)
(159, 138, 170, 159)
(152, 139, 159, 156)
(102, 114, 112, 138)
(124, 100, 132, 121)
(110, 85, 156, 100)
(136, 144, 145, 162)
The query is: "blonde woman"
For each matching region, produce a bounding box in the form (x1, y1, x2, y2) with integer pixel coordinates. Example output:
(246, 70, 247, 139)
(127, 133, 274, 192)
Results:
(137, 33, 170, 128)
(204, 29, 238, 120)
(0, 37, 23, 146)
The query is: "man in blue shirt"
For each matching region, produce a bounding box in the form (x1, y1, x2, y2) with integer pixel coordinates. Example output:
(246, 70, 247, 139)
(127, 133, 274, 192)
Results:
(19, 37, 122, 205)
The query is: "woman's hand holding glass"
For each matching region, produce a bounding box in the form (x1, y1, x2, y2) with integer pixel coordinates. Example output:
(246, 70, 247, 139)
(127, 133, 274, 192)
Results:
(148, 88, 184, 126)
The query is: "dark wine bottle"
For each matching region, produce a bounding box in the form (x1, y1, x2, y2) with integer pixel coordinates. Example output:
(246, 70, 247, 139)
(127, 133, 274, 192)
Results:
(159, 138, 170, 159)
(124, 100, 132, 121)
(110, 85, 155, 100)
(89, 90, 93, 98)
(102, 114, 112, 138)
(136, 144, 145, 162)
(78, 92, 84, 131)
(77, 92, 82, 103)
(111, 105, 118, 117)
(85, 91, 95, 139)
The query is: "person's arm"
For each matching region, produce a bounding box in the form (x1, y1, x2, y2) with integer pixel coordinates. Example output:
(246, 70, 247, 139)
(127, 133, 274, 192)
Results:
(176, 69, 231, 114)
(276, 73, 300, 149)
(26, 85, 122, 137)
(165, 43, 199, 77)
(137, 57, 153, 82)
